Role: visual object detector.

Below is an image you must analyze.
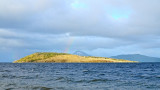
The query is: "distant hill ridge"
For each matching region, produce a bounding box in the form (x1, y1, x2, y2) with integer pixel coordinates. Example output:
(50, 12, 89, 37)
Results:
(111, 54, 160, 62)
(73, 51, 90, 56)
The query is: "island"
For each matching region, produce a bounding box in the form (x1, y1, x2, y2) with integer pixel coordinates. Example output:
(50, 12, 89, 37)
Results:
(13, 52, 138, 63)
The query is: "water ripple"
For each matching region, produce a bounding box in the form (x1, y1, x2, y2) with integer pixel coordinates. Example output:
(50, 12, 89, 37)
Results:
(0, 63, 160, 90)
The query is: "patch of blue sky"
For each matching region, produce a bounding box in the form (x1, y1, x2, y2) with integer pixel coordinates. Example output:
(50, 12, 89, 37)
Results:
(111, 12, 130, 20)
(71, 0, 87, 9)
(106, 7, 131, 20)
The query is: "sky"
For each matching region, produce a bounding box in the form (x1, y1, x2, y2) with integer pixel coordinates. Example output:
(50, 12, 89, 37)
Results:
(0, 0, 160, 62)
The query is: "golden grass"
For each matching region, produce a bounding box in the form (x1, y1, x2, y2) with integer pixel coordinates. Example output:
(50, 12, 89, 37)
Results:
(13, 52, 138, 63)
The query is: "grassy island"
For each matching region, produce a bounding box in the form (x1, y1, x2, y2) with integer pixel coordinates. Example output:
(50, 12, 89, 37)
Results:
(13, 52, 138, 63)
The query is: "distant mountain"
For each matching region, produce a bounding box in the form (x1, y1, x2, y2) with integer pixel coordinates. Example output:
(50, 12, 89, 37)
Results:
(73, 51, 91, 56)
(110, 54, 160, 62)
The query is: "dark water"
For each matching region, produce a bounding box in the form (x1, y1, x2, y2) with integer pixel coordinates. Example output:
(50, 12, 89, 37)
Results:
(0, 63, 160, 90)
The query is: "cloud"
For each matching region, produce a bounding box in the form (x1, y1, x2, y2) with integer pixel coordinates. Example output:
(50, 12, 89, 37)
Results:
(0, 0, 160, 61)
(0, 0, 159, 37)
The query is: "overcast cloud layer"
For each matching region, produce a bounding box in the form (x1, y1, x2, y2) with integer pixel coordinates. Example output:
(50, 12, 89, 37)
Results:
(0, 0, 160, 62)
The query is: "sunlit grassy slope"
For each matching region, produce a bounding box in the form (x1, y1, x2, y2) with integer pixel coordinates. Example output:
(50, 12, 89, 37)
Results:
(13, 52, 138, 63)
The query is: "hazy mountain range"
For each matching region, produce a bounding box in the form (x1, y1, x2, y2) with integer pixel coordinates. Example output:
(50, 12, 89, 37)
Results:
(110, 54, 160, 62)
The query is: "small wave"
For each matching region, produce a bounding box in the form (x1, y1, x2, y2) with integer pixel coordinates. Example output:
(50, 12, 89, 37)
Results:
(55, 77, 75, 83)
(75, 79, 110, 83)
(0, 74, 16, 79)
(82, 70, 89, 72)
(145, 84, 160, 89)
(82, 70, 97, 74)
(5, 88, 15, 90)
(134, 74, 152, 79)
(0, 70, 11, 72)
(156, 75, 160, 78)
(75, 79, 88, 83)
(55, 77, 65, 80)
(88, 79, 109, 83)
(143, 69, 154, 71)
(32, 86, 52, 90)
(99, 73, 105, 76)
(75, 78, 111, 83)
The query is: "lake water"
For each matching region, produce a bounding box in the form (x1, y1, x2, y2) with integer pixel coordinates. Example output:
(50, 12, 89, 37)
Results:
(0, 63, 160, 90)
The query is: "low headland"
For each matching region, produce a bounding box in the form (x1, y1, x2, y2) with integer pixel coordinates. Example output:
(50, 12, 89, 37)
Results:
(13, 52, 138, 63)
